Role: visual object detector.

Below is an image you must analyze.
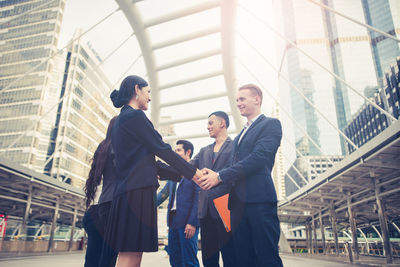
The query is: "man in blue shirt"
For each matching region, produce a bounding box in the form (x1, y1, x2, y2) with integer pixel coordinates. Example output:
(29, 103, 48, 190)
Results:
(157, 140, 200, 267)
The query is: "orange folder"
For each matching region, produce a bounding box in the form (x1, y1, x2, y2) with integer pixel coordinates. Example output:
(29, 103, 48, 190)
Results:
(213, 194, 231, 232)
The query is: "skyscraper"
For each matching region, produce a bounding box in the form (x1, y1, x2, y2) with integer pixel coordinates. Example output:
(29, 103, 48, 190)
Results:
(0, 1, 116, 188)
(284, 155, 343, 197)
(344, 58, 400, 154)
(277, 0, 381, 156)
(271, 102, 286, 200)
(362, 0, 400, 86)
(45, 30, 116, 188)
(0, 0, 66, 172)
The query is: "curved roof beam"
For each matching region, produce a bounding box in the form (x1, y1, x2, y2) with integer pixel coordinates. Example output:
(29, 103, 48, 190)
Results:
(159, 70, 224, 90)
(116, 0, 161, 126)
(221, 0, 242, 131)
(117, 0, 241, 132)
(144, 1, 221, 28)
(156, 48, 221, 71)
(152, 26, 220, 50)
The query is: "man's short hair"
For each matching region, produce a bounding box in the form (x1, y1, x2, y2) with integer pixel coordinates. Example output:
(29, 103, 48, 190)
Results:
(176, 140, 194, 158)
(239, 84, 263, 104)
(208, 111, 230, 128)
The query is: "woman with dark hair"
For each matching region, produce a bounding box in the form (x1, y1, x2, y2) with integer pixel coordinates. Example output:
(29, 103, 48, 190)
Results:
(83, 116, 118, 267)
(103, 75, 203, 267)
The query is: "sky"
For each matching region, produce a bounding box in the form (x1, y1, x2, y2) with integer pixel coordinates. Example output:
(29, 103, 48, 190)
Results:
(53, 0, 400, 191)
(58, 0, 296, 165)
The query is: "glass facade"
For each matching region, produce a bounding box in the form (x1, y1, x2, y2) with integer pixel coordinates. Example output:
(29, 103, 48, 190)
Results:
(0, 2, 116, 188)
(271, 104, 286, 201)
(278, 0, 383, 156)
(344, 58, 400, 154)
(0, 0, 65, 172)
(362, 0, 400, 86)
(280, 0, 399, 195)
(46, 31, 116, 188)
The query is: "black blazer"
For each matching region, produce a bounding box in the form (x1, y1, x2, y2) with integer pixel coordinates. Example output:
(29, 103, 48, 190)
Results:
(112, 105, 196, 197)
(191, 137, 233, 219)
(219, 115, 282, 205)
(98, 149, 117, 204)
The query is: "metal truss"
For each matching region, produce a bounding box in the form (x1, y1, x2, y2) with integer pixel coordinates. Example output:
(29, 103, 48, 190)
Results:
(279, 120, 400, 263)
(239, 3, 398, 123)
(116, 0, 242, 134)
(0, 156, 85, 249)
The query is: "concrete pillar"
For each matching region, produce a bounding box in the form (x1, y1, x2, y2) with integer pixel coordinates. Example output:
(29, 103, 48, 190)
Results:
(0, 217, 5, 251)
(21, 185, 33, 238)
(68, 206, 78, 251)
(308, 224, 313, 254)
(305, 223, 311, 254)
(330, 204, 339, 256)
(345, 242, 353, 263)
(47, 199, 59, 252)
(347, 197, 359, 259)
(374, 179, 393, 264)
(312, 215, 318, 254)
(319, 212, 326, 255)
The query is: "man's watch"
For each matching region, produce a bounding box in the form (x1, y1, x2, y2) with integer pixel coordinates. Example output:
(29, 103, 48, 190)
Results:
(217, 172, 222, 183)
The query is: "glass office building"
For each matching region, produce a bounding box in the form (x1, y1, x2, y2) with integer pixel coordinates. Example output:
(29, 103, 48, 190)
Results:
(271, 103, 286, 201)
(279, 0, 399, 196)
(0, 1, 116, 188)
(0, 0, 66, 172)
(45, 31, 116, 188)
(277, 0, 381, 156)
(362, 0, 400, 86)
(284, 155, 343, 197)
(344, 58, 400, 154)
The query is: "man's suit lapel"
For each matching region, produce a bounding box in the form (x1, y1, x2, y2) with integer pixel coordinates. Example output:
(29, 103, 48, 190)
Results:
(170, 182, 177, 205)
(204, 144, 213, 169)
(237, 115, 265, 148)
(233, 128, 245, 151)
(212, 137, 232, 168)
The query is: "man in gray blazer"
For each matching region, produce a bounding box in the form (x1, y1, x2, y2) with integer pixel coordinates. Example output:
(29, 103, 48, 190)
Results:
(191, 111, 235, 267)
(199, 84, 283, 266)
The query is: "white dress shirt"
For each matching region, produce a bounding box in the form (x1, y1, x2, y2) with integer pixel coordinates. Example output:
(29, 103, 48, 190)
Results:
(238, 113, 262, 144)
(217, 113, 262, 183)
(217, 113, 263, 183)
(171, 180, 181, 211)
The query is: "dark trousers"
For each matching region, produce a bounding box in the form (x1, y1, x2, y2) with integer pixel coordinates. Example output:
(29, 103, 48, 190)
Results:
(168, 227, 200, 267)
(169, 213, 200, 267)
(200, 212, 236, 267)
(230, 196, 283, 267)
(83, 203, 116, 267)
(83, 205, 103, 267)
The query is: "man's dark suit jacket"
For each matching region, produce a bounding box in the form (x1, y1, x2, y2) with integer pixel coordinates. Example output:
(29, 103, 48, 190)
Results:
(191, 137, 233, 219)
(219, 115, 282, 206)
(156, 179, 199, 229)
(112, 105, 196, 197)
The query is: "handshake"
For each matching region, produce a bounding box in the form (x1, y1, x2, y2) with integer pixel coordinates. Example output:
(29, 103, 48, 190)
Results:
(192, 168, 221, 190)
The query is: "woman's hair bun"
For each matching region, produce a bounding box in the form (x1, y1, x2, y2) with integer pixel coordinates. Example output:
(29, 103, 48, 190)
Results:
(110, 75, 149, 108)
(110, 89, 124, 108)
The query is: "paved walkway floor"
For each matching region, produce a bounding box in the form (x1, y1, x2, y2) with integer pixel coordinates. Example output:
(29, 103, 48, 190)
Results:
(284, 253, 400, 267)
(0, 251, 375, 267)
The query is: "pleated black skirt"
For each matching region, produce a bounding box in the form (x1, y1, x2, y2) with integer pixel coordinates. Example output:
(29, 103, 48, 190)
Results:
(105, 186, 158, 252)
